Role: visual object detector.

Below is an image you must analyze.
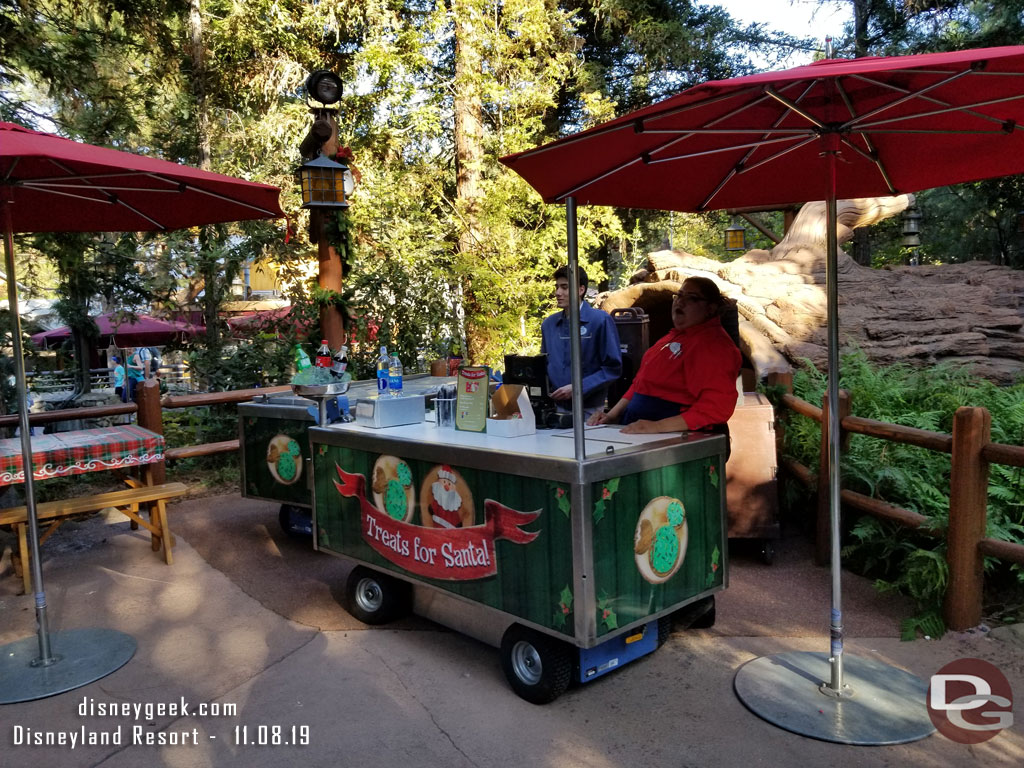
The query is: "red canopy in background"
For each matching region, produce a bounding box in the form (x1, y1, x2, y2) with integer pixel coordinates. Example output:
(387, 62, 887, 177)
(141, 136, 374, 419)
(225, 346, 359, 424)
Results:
(29, 312, 204, 349)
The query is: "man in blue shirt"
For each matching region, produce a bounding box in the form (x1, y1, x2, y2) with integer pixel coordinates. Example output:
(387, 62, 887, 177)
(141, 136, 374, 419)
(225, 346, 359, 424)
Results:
(540, 265, 622, 419)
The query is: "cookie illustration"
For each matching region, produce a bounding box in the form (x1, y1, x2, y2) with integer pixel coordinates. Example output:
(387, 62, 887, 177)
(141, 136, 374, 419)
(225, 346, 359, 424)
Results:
(370, 455, 415, 522)
(267, 434, 303, 486)
(633, 496, 688, 584)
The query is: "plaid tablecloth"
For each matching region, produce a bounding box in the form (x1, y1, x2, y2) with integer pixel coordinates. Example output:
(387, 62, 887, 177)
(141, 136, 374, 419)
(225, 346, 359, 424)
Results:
(0, 425, 165, 487)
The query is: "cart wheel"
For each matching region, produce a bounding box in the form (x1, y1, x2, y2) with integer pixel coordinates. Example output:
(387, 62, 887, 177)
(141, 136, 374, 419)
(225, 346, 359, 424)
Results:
(657, 615, 673, 647)
(760, 541, 775, 566)
(278, 504, 313, 538)
(500, 625, 573, 704)
(345, 567, 410, 625)
(688, 596, 716, 629)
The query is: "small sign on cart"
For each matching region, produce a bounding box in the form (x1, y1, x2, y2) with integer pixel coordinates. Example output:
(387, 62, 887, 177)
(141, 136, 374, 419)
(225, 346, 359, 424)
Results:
(455, 366, 489, 432)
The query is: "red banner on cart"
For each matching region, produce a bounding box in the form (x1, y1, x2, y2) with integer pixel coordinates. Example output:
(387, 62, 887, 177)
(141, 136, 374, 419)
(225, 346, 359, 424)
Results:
(334, 465, 540, 580)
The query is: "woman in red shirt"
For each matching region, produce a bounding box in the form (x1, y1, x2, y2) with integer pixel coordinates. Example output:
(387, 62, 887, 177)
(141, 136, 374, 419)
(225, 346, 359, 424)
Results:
(588, 277, 741, 435)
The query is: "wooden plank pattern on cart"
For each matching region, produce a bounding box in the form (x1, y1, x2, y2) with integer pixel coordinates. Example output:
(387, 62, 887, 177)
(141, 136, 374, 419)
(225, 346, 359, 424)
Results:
(315, 444, 574, 636)
(590, 456, 724, 637)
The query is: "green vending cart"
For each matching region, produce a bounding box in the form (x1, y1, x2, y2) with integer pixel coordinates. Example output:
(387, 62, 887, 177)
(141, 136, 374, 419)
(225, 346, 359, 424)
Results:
(310, 421, 727, 703)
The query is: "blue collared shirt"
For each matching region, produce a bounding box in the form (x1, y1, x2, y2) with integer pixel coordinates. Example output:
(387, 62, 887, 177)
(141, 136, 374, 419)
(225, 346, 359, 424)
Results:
(540, 302, 622, 409)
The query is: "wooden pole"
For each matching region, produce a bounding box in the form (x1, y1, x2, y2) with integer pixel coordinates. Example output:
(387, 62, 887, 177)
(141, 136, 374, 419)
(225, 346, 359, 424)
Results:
(816, 389, 850, 565)
(944, 406, 990, 631)
(136, 379, 166, 484)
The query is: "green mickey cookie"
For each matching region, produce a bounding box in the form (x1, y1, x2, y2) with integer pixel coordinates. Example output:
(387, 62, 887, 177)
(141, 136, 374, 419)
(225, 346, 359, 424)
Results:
(384, 479, 407, 520)
(666, 500, 685, 527)
(650, 525, 679, 575)
(277, 452, 297, 482)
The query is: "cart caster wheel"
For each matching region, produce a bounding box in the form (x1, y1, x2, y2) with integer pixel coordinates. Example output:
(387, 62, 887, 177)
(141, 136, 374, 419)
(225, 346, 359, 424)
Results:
(500, 625, 573, 704)
(657, 615, 673, 647)
(345, 567, 410, 625)
(279, 504, 313, 538)
(683, 596, 716, 629)
(760, 541, 775, 566)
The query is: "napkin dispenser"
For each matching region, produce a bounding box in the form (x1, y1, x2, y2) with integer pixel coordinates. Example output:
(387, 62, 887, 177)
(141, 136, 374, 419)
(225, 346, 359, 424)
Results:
(354, 394, 425, 428)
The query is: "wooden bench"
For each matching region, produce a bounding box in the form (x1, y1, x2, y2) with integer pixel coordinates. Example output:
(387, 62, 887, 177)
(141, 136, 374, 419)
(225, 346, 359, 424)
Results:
(0, 482, 188, 594)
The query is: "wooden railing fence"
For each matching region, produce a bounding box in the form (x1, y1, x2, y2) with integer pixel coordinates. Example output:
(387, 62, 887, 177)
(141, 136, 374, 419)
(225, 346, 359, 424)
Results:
(764, 372, 1024, 631)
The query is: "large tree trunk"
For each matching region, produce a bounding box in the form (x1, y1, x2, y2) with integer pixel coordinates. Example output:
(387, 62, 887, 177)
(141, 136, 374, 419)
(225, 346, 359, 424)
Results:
(453, 0, 484, 360)
(190, 0, 221, 353)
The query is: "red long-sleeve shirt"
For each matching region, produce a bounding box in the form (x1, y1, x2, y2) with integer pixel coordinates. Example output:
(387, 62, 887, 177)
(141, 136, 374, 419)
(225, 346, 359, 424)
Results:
(624, 316, 742, 430)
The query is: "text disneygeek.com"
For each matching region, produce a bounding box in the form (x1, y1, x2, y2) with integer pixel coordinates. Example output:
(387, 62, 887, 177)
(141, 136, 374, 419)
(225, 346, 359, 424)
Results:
(8, 696, 311, 749)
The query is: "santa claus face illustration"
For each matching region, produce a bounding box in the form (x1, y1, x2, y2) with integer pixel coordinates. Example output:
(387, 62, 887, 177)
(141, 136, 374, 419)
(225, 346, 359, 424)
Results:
(419, 464, 475, 529)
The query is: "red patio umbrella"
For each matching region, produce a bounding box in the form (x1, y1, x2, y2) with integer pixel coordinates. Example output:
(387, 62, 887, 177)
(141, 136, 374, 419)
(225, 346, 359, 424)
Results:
(30, 312, 204, 349)
(1, 120, 283, 702)
(502, 46, 1024, 744)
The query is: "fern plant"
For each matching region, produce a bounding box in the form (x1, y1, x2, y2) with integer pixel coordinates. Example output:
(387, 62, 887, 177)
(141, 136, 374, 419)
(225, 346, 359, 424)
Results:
(779, 349, 1024, 637)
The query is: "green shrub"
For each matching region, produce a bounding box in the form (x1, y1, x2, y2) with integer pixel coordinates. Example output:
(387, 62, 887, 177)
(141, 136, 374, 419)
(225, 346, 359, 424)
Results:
(778, 350, 1024, 634)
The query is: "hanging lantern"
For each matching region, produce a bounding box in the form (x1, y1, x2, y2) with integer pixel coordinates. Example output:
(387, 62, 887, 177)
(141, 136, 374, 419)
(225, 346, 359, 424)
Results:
(901, 206, 922, 248)
(299, 154, 351, 209)
(724, 218, 746, 251)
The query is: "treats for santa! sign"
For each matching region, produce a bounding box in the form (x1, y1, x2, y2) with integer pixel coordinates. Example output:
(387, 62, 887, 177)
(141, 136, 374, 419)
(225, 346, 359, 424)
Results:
(333, 456, 540, 580)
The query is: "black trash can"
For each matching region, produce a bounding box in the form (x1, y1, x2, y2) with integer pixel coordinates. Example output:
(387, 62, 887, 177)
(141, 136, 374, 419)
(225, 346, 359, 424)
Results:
(608, 307, 649, 406)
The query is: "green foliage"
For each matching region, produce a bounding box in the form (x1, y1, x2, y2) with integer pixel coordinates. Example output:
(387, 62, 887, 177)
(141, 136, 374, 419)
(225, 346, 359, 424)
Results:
(782, 349, 1024, 626)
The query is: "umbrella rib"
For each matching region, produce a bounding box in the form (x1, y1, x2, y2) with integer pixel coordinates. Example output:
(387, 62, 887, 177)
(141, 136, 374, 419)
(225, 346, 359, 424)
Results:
(552, 91, 800, 202)
(143, 173, 279, 217)
(647, 134, 808, 166)
(13, 184, 165, 228)
(43, 158, 167, 229)
(763, 87, 827, 129)
(696, 81, 819, 211)
(849, 73, 1022, 131)
(836, 81, 897, 195)
(698, 136, 818, 211)
(509, 88, 762, 162)
(23, 182, 188, 193)
(853, 92, 1024, 130)
(840, 68, 972, 129)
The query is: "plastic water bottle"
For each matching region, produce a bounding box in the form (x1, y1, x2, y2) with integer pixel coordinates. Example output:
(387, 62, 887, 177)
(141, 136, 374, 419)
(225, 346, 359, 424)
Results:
(388, 351, 403, 397)
(315, 339, 332, 368)
(376, 346, 390, 394)
(294, 344, 312, 371)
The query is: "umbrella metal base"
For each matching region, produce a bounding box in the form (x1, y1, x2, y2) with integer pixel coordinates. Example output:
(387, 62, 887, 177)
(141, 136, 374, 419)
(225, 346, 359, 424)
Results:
(733, 651, 935, 745)
(0, 628, 136, 704)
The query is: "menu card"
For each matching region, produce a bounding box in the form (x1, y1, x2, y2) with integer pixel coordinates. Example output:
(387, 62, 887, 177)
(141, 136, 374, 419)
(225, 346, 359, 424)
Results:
(455, 366, 489, 432)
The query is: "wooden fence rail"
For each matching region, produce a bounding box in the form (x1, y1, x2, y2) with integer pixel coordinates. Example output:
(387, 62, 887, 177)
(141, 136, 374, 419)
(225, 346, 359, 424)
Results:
(767, 372, 1024, 630)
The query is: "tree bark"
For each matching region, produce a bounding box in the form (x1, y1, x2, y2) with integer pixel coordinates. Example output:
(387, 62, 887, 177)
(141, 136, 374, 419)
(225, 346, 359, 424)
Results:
(453, 0, 484, 360)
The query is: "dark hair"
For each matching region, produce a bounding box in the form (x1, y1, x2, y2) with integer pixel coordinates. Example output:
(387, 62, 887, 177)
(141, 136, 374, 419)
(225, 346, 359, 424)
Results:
(112, 356, 120, 363)
(553, 265, 588, 288)
(682, 276, 726, 310)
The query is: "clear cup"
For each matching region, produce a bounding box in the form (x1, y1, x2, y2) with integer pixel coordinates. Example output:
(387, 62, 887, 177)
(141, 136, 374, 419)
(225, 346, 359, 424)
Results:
(435, 398, 455, 428)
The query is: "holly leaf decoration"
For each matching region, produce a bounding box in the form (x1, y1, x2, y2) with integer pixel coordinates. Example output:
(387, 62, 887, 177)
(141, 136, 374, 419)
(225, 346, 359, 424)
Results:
(593, 499, 606, 524)
(550, 482, 571, 517)
(554, 585, 573, 628)
(707, 462, 719, 489)
(560, 585, 574, 612)
(606, 477, 620, 496)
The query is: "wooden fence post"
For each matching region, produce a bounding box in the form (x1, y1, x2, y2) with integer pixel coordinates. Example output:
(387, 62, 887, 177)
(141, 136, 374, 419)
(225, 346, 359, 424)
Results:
(136, 378, 166, 485)
(816, 389, 850, 566)
(944, 406, 991, 631)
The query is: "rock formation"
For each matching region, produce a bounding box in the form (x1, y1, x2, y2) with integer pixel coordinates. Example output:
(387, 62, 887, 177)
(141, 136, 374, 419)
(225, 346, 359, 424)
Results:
(598, 196, 1024, 384)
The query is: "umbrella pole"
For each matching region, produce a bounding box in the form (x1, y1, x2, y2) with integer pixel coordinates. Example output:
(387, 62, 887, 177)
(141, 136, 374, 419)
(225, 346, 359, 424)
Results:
(822, 149, 850, 697)
(565, 196, 585, 461)
(0, 203, 136, 705)
(2, 205, 55, 665)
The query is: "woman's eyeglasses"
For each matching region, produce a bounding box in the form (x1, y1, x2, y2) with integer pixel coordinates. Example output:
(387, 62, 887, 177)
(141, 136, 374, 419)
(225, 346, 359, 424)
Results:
(674, 293, 707, 304)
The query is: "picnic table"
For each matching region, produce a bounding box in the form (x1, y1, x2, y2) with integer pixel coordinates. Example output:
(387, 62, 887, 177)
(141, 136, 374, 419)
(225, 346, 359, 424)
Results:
(0, 425, 186, 592)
